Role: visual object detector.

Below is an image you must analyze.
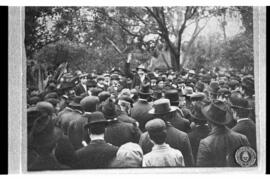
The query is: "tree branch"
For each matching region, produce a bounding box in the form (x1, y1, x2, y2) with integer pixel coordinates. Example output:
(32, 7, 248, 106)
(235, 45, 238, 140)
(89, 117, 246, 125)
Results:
(104, 37, 123, 54)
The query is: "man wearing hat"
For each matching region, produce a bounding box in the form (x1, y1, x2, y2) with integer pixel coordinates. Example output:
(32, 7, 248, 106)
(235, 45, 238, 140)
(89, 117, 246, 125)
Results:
(241, 76, 255, 122)
(188, 102, 210, 162)
(28, 108, 68, 171)
(164, 89, 191, 133)
(139, 98, 194, 167)
(124, 53, 150, 89)
(230, 94, 256, 150)
(107, 74, 123, 95)
(117, 95, 138, 125)
(131, 83, 153, 132)
(74, 112, 119, 169)
(142, 118, 185, 167)
(74, 73, 88, 96)
(196, 100, 250, 167)
(102, 98, 141, 147)
(68, 96, 100, 150)
(57, 96, 84, 137)
(96, 75, 108, 91)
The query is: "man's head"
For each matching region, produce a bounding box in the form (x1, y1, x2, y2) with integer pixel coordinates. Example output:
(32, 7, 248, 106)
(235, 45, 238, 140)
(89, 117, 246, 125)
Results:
(85, 112, 108, 135)
(229, 93, 251, 120)
(145, 118, 167, 145)
(79, 74, 88, 85)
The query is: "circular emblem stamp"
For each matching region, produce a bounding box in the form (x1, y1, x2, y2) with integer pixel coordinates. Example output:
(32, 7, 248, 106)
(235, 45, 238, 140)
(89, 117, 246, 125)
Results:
(235, 146, 256, 167)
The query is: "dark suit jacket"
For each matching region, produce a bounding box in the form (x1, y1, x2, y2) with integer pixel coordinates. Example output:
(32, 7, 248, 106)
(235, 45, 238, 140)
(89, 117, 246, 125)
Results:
(232, 119, 256, 150)
(188, 124, 210, 161)
(131, 99, 153, 132)
(28, 154, 70, 171)
(105, 120, 141, 147)
(68, 113, 90, 150)
(169, 108, 191, 133)
(74, 83, 87, 96)
(75, 139, 119, 169)
(139, 123, 195, 167)
(196, 126, 250, 167)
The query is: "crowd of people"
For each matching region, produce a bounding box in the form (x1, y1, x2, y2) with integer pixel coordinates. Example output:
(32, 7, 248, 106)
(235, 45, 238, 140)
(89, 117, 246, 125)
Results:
(27, 54, 256, 171)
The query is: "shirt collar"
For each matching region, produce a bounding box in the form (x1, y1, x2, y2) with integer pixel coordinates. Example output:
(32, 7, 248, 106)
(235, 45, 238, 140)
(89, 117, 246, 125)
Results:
(237, 118, 250, 123)
(152, 143, 170, 151)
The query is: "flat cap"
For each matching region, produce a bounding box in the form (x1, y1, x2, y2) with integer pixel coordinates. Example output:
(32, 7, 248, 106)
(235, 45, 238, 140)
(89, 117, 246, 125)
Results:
(145, 118, 166, 132)
(80, 96, 99, 111)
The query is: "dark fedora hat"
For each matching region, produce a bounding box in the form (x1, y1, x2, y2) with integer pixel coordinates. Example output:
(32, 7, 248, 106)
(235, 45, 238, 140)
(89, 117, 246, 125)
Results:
(138, 83, 152, 95)
(29, 115, 63, 149)
(84, 111, 109, 129)
(202, 100, 232, 125)
(229, 94, 252, 110)
(165, 89, 179, 103)
(149, 98, 177, 115)
(101, 98, 118, 119)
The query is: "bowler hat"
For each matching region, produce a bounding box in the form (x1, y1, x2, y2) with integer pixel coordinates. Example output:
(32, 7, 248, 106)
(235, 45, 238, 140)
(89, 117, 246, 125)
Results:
(138, 83, 152, 95)
(84, 111, 109, 128)
(202, 100, 232, 125)
(145, 118, 166, 132)
(165, 89, 179, 103)
(149, 98, 177, 115)
(80, 96, 99, 111)
(229, 94, 252, 110)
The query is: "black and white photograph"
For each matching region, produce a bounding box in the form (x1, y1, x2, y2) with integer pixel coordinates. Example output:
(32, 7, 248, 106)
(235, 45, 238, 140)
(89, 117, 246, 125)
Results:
(7, 4, 267, 174)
